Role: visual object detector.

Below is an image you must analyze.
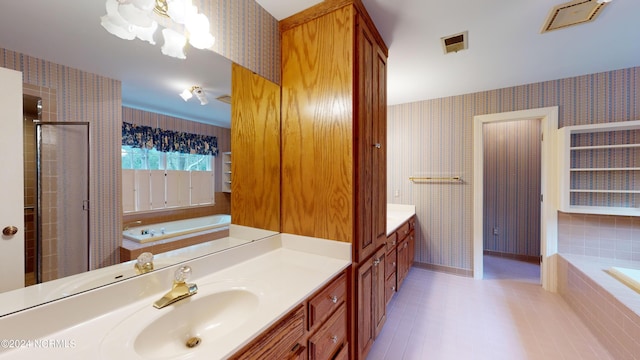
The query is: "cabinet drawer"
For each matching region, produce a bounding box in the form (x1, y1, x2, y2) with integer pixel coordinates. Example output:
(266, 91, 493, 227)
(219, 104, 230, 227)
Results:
(309, 272, 347, 332)
(333, 343, 349, 360)
(384, 247, 396, 279)
(385, 232, 397, 252)
(385, 272, 396, 305)
(309, 303, 347, 360)
(396, 221, 410, 241)
(233, 305, 305, 360)
(408, 215, 416, 230)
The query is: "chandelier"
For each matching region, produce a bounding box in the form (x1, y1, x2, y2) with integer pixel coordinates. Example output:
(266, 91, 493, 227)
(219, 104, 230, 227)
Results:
(100, 0, 215, 59)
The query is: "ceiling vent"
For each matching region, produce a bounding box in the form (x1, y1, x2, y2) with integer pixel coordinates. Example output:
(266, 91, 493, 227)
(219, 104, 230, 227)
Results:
(541, 0, 611, 33)
(216, 94, 232, 104)
(441, 31, 468, 54)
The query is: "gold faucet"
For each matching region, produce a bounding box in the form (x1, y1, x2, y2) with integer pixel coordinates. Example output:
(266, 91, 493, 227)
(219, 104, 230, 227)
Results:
(123, 220, 142, 230)
(153, 266, 198, 309)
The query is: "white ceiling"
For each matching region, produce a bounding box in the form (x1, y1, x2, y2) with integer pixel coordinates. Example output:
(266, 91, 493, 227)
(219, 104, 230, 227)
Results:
(1, 0, 639, 128)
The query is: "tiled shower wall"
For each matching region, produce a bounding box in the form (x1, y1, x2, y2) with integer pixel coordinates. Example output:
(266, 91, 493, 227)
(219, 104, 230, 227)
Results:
(387, 66, 640, 274)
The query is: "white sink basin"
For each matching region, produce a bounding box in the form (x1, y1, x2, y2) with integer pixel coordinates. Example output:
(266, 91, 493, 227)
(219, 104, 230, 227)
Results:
(100, 283, 261, 359)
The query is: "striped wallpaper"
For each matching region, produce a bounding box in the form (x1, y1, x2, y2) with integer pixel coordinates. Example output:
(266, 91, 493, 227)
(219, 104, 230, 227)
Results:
(197, 0, 281, 84)
(1, 48, 123, 270)
(387, 66, 640, 273)
(483, 119, 541, 258)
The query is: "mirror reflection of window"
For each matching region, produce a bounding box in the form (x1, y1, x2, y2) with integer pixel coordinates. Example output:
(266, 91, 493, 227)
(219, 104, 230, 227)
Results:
(121, 146, 212, 171)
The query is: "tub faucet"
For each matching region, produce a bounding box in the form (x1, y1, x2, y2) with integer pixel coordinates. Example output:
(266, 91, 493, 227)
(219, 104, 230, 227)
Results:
(153, 266, 198, 309)
(134, 252, 154, 274)
(123, 220, 142, 230)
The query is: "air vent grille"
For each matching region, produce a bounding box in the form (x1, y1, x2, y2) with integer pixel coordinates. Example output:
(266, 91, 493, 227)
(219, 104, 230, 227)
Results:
(441, 31, 468, 54)
(216, 95, 232, 104)
(541, 0, 610, 33)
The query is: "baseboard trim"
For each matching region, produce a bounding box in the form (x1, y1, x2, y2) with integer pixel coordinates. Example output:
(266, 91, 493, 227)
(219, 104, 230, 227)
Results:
(483, 250, 540, 264)
(413, 262, 473, 277)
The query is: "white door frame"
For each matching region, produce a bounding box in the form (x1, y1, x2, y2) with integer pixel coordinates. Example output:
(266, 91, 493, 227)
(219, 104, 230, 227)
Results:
(473, 106, 559, 292)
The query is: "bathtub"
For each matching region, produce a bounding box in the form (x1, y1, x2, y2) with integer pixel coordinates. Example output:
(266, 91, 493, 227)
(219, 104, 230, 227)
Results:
(608, 266, 640, 293)
(123, 214, 231, 244)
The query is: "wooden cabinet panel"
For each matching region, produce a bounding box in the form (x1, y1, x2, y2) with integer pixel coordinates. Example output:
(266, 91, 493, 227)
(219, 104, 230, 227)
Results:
(385, 232, 397, 253)
(373, 247, 386, 339)
(396, 221, 410, 242)
(385, 272, 396, 306)
(231, 63, 281, 232)
(333, 343, 349, 360)
(357, 256, 374, 359)
(397, 237, 408, 291)
(384, 247, 396, 280)
(309, 272, 347, 332)
(231, 305, 304, 360)
(309, 303, 347, 360)
(281, 6, 354, 243)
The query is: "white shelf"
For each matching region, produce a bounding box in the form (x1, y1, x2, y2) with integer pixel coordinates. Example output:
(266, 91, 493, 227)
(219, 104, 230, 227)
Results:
(222, 152, 232, 193)
(558, 120, 640, 216)
(571, 167, 640, 171)
(570, 143, 640, 150)
(570, 189, 640, 194)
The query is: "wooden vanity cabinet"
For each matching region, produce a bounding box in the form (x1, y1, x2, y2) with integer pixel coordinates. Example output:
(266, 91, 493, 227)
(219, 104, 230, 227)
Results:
(230, 305, 305, 360)
(280, 1, 388, 359)
(384, 232, 397, 306)
(357, 246, 386, 358)
(232, 271, 348, 360)
(396, 216, 416, 291)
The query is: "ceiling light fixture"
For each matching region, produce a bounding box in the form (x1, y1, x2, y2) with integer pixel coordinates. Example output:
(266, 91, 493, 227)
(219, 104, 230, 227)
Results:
(180, 86, 208, 105)
(100, 0, 215, 59)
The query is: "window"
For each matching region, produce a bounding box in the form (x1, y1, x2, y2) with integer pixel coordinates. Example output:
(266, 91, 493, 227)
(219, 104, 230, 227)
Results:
(121, 146, 212, 171)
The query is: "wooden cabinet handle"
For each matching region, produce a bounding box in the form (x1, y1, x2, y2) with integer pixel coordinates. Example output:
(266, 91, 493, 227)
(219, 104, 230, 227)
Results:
(373, 258, 380, 266)
(331, 335, 338, 344)
(392, 262, 396, 267)
(329, 295, 338, 303)
(373, 143, 381, 149)
(391, 286, 396, 291)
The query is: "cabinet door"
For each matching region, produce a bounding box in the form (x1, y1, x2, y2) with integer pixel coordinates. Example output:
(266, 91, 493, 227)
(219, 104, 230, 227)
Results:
(373, 247, 386, 338)
(372, 39, 387, 251)
(397, 237, 408, 290)
(357, 256, 375, 359)
(355, 15, 376, 263)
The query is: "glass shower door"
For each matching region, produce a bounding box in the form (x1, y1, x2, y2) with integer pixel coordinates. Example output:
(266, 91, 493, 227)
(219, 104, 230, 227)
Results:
(36, 122, 90, 283)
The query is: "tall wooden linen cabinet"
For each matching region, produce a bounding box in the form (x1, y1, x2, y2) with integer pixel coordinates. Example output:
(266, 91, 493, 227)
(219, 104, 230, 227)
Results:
(280, 1, 388, 359)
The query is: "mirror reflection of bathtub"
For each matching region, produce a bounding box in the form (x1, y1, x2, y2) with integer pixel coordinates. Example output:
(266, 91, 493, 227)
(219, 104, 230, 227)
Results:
(123, 215, 231, 243)
(120, 215, 233, 262)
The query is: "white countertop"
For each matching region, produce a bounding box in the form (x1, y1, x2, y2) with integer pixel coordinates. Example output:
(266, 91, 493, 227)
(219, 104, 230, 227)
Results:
(0, 233, 351, 360)
(387, 203, 416, 236)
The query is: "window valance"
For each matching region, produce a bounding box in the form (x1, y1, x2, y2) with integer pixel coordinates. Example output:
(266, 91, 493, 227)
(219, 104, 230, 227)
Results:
(122, 122, 218, 156)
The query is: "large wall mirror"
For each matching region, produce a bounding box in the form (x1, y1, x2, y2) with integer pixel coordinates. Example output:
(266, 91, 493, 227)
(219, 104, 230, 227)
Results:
(0, 0, 280, 317)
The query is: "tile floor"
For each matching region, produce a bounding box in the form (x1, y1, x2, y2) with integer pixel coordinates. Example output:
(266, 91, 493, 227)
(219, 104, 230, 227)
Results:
(367, 255, 614, 360)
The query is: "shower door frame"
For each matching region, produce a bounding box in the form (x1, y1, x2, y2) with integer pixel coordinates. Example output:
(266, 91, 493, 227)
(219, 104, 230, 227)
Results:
(35, 121, 90, 284)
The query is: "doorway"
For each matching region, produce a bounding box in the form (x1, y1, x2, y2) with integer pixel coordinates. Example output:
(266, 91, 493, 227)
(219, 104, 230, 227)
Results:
(482, 119, 541, 283)
(472, 107, 559, 291)
(34, 121, 90, 283)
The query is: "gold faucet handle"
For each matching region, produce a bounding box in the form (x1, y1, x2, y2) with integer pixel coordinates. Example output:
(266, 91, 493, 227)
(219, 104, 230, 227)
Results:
(135, 252, 154, 274)
(174, 265, 192, 283)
